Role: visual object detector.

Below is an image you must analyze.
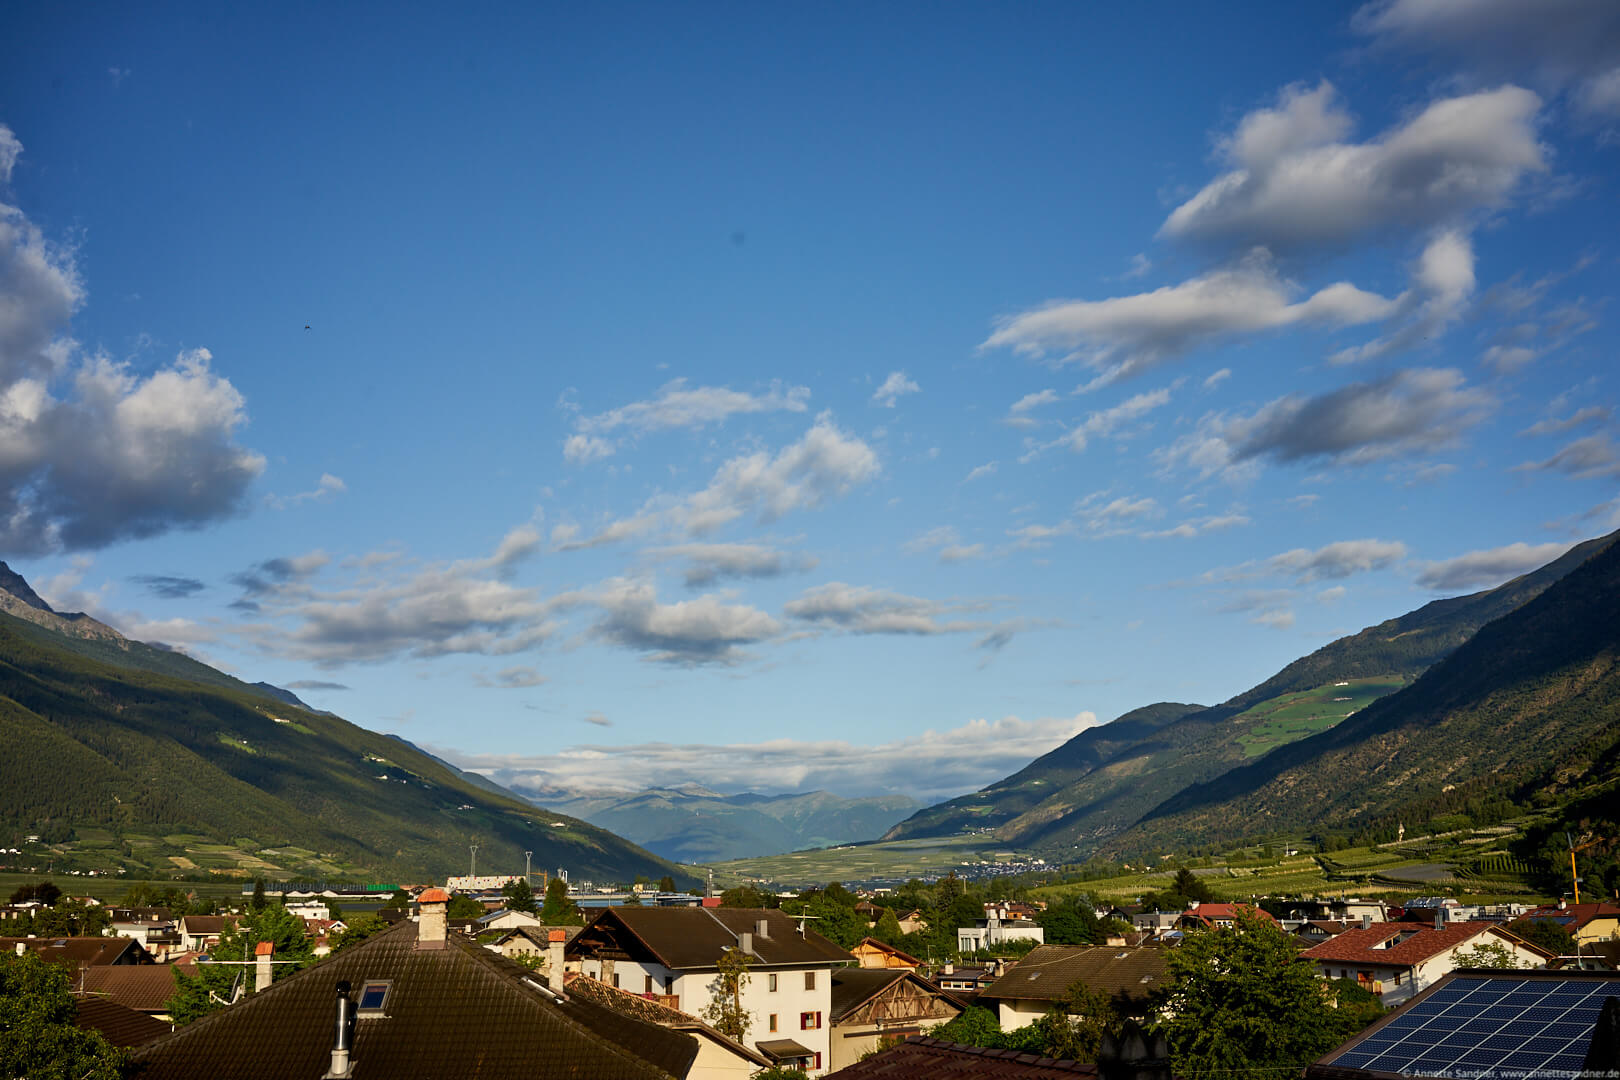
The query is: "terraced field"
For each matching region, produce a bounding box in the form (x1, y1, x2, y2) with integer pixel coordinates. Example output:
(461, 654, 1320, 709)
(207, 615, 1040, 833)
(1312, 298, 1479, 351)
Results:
(1234, 677, 1408, 757)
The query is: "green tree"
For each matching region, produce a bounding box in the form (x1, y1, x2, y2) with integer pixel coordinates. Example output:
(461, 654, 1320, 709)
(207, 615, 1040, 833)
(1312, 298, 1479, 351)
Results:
(1153, 909, 1354, 1080)
(502, 877, 537, 914)
(446, 894, 485, 919)
(1170, 868, 1213, 905)
(167, 904, 316, 1024)
(541, 877, 582, 925)
(0, 949, 127, 1080)
(1451, 942, 1520, 969)
(328, 913, 389, 956)
(872, 907, 904, 945)
(33, 900, 111, 937)
(383, 888, 412, 911)
(1507, 918, 1573, 957)
(8, 881, 62, 906)
(1039, 896, 1102, 946)
(1031, 982, 1122, 1063)
(930, 1005, 1005, 1048)
(1327, 979, 1386, 1033)
(658, 875, 676, 893)
(719, 884, 772, 908)
(250, 878, 266, 912)
(701, 947, 753, 1041)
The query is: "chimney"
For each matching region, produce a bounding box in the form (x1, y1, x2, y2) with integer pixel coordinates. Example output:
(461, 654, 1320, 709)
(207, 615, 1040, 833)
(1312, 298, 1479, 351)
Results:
(13, 943, 23, 956)
(739, 932, 754, 956)
(548, 930, 566, 993)
(1361, 915, 1372, 931)
(254, 940, 274, 993)
(756, 918, 769, 939)
(417, 888, 449, 949)
(324, 981, 357, 1078)
(943, 962, 954, 975)
(1434, 908, 1445, 930)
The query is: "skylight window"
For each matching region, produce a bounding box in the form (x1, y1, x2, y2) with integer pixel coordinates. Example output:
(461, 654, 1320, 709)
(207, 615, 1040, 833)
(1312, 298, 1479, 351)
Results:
(357, 979, 392, 1015)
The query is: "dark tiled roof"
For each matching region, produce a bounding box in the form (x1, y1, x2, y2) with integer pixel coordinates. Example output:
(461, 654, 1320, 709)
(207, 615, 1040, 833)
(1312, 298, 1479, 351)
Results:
(825, 1036, 1099, 1077)
(564, 973, 771, 1066)
(131, 920, 699, 1079)
(570, 907, 852, 970)
(980, 946, 1167, 1008)
(178, 915, 233, 935)
(0, 936, 145, 969)
(78, 964, 196, 1011)
(73, 994, 171, 1047)
(831, 968, 908, 1021)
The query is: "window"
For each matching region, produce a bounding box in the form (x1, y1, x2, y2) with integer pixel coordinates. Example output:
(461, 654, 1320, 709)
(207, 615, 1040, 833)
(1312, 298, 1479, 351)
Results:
(356, 980, 391, 1015)
(800, 1011, 822, 1030)
(768, 973, 777, 992)
(769, 1014, 778, 1032)
(804, 971, 815, 991)
(611, 972, 619, 988)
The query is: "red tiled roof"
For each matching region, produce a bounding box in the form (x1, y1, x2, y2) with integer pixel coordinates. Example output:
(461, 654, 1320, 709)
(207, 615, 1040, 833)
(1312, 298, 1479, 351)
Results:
(1521, 903, 1620, 929)
(1180, 903, 1277, 925)
(417, 887, 451, 903)
(1301, 922, 1549, 966)
(825, 1036, 1099, 1078)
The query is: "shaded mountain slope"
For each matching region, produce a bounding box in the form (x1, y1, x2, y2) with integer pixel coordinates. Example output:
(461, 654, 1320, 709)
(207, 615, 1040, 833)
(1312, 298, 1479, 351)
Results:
(1117, 528, 1620, 853)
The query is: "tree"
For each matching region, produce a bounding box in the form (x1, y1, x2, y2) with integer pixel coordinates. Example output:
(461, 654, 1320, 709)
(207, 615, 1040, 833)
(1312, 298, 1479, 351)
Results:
(383, 888, 412, 912)
(541, 877, 582, 925)
(502, 877, 537, 914)
(446, 894, 485, 919)
(32, 900, 110, 938)
(872, 908, 904, 945)
(1153, 910, 1356, 1080)
(1033, 982, 1123, 1063)
(1039, 896, 1102, 946)
(0, 949, 127, 1080)
(328, 913, 389, 955)
(250, 878, 266, 912)
(658, 875, 676, 893)
(701, 947, 753, 1041)
(719, 884, 772, 908)
(1451, 941, 1521, 969)
(1507, 918, 1573, 957)
(930, 1005, 1005, 1048)
(1170, 868, 1213, 905)
(167, 904, 316, 1024)
(8, 880, 62, 906)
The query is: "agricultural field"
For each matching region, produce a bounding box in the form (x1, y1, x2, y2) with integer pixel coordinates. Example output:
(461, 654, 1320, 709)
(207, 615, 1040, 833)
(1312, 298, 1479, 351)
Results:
(1, 828, 372, 883)
(1234, 677, 1408, 757)
(698, 835, 1046, 889)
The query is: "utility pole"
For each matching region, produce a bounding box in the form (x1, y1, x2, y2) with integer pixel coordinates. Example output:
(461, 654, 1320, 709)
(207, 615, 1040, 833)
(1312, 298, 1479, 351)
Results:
(524, 850, 533, 884)
(469, 841, 479, 881)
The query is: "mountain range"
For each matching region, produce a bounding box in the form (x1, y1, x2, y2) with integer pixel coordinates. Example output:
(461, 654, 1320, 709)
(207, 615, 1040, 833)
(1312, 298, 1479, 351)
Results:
(0, 562, 693, 887)
(886, 528, 1620, 860)
(520, 784, 921, 863)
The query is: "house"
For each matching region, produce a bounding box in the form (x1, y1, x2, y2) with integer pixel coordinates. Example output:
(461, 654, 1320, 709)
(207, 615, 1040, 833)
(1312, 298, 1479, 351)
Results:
(1301, 921, 1555, 1005)
(178, 915, 236, 953)
(1306, 969, 1620, 1079)
(893, 909, 928, 935)
(958, 916, 1044, 954)
(1130, 911, 1181, 934)
(828, 967, 963, 1071)
(132, 893, 703, 1079)
(78, 963, 197, 1020)
(486, 923, 583, 966)
(567, 906, 853, 1075)
(2, 935, 152, 971)
(854, 901, 885, 926)
(932, 961, 1008, 996)
(476, 907, 544, 933)
(109, 912, 178, 947)
(565, 972, 772, 1080)
(1176, 902, 1278, 931)
(1517, 901, 1620, 948)
(824, 1035, 1100, 1077)
(72, 995, 171, 1048)
(977, 944, 1167, 1031)
(1295, 920, 1350, 946)
(850, 937, 923, 970)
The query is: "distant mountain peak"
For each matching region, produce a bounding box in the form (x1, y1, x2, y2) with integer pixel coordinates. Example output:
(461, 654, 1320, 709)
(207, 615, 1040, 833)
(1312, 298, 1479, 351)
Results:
(0, 561, 55, 612)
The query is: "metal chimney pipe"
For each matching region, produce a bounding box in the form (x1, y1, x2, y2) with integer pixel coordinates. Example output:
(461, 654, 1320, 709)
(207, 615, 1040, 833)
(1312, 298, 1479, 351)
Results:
(324, 981, 356, 1078)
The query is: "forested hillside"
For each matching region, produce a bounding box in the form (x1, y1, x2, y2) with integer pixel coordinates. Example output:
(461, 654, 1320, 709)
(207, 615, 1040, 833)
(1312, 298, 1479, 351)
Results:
(0, 601, 691, 886)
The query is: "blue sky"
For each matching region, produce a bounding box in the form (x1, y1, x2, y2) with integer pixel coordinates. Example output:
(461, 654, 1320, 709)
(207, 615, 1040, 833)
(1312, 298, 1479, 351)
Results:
(3, 2, 1617, 803)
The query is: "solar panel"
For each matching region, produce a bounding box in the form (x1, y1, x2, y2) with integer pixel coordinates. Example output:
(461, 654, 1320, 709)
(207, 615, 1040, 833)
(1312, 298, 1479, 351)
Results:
(1320, 974, 1620, 1078)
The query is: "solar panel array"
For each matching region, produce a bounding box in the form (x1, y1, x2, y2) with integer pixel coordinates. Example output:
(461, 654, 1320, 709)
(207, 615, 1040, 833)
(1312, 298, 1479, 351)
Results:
(1322, 976, 1620, 1078)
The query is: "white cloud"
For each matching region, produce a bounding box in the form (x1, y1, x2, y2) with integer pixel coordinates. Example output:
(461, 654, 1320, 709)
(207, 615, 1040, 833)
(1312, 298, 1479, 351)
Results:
(1251, 609, 1296, 630)
(566, 416, 879, 548)
(563, 434, 615, 464)
(1123, 253, 1152, 279)
(0, 125, 20, 184)
(475, 665, 548, 689)
(1161, 82, 1545, 251)
(1060, 386, 1174, 452)
(905, 526, 987, 564)
(653, 542, 817, 587)
(1205, 538, 1409, 584)
(983, 253, 1396, 384)
(1203, 368, 1232, 390)
(588, 577, 780, 665)
(1330, 230, 1477, 364)
(871, 371, 920, 407)
(964, 461, 998, 483)
(1158, 368, 1495, 478)
(268, 472, 346, 510)
(445, 710, 1101, 802)
(1415, 540, 1577, 592)
(575, 378, 809, 437)
(1520, 407, 1610, 437)
(785, 582, 985, 635)
(1009, 389, 1059, 414)
(1513, 434, 1620, 478)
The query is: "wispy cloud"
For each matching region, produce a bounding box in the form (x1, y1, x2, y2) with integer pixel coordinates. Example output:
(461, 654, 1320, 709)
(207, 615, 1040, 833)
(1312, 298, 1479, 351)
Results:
(562, 378, 810, 462)
(871, 371, 920, 407)
(1415, 539, 1577, 592)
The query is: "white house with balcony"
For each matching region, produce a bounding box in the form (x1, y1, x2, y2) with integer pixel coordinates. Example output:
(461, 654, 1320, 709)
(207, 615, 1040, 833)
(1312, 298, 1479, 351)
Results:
(1302, 920, 1554, 1006)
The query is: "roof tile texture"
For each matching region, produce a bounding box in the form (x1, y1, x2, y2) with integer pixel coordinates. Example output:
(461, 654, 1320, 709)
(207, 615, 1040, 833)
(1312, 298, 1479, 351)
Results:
(825, 1036, 1099, 1078)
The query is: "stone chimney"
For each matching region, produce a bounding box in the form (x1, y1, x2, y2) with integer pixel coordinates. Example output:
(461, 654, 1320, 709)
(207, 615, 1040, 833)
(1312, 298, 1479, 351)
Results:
(756, 918, 769, 939)
(254, 940, 274, 993)
(417, 888, 449, 950)
(1361, 915, 1372, 930)
(739, 932, 754, 956)
(547, 930, 566, 993)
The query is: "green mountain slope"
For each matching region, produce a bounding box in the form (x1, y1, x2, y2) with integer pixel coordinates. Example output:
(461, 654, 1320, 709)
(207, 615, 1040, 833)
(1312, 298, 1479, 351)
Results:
(0, 604, 693, 887)
(1118, 528, 1620, 853)
(532, 785, 921, 863)
(886, 529, 1617, 855)
(882, 702, 1203, 841)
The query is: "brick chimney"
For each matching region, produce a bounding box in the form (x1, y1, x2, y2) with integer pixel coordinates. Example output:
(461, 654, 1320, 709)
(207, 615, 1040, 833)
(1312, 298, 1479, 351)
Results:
(548, 930, 566, 993)
(417, 888, 449, 950)
(254, 940, 274, 993)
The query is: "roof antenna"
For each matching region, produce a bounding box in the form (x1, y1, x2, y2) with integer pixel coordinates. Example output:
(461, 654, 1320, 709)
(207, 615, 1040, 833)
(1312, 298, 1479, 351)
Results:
(324, 980, 357, 1078)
